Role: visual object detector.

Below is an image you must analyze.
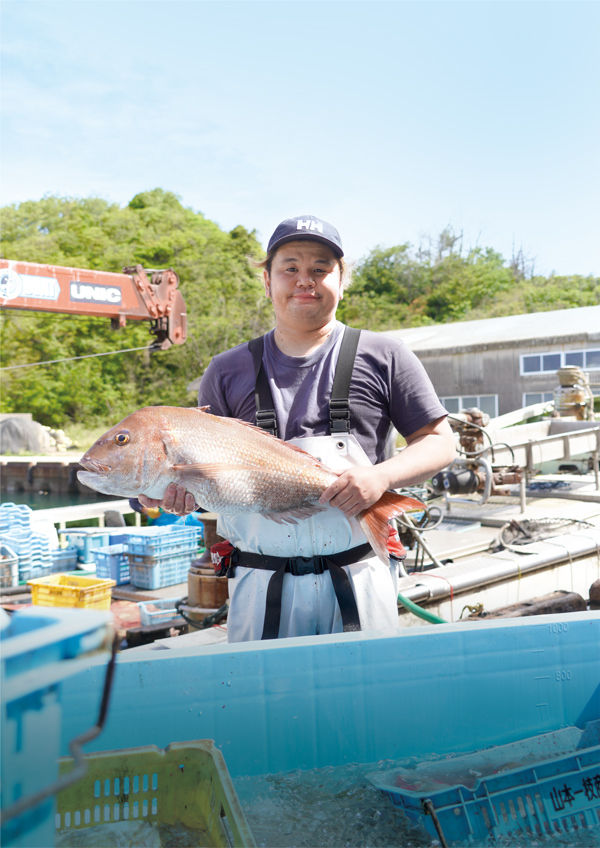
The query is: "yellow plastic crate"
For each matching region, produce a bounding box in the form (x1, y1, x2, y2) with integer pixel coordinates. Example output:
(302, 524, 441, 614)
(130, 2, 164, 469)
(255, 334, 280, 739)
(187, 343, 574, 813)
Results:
(27, 573, 116, 610)
(56, 740, 256, 847)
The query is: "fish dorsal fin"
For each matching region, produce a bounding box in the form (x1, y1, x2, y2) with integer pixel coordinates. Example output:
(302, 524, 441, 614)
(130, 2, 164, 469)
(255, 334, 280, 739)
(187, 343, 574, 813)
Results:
(195, 406, 211, 413)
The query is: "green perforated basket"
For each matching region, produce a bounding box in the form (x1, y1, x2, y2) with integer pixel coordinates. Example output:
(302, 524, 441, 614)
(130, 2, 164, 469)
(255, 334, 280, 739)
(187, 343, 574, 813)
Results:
(56, 740, 256, 847)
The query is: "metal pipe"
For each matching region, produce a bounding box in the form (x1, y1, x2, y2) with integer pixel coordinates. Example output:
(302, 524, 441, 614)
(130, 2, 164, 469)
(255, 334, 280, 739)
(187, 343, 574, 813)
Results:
(519, 472, 527, 514)
(402, 513, 446, 569)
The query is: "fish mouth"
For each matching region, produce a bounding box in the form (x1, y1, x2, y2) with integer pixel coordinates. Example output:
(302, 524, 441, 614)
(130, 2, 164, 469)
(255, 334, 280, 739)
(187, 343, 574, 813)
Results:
(79, 458, 111, 475)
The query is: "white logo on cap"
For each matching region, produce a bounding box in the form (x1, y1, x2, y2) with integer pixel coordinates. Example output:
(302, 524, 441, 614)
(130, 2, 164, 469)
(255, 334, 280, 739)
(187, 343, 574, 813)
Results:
(297, 219, 323, 233)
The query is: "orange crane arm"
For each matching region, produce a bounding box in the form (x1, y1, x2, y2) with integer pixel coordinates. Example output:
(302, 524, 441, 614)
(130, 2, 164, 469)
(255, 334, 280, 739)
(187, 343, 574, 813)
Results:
(0, 259, 187, 350)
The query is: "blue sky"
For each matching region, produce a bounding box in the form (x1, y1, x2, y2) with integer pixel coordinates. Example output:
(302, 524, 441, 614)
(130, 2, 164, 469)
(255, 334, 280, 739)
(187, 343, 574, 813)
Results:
(1, 0, 599, 275)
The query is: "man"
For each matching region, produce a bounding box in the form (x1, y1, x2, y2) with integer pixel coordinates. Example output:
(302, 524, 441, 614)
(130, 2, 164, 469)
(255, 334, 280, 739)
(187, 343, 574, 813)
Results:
(140, 215, 455, 641)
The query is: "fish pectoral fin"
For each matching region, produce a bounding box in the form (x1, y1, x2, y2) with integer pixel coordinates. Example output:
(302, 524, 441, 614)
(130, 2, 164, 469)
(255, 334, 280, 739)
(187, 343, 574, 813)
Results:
(172, 463, 250, 481)
(262, 504, 328, 525)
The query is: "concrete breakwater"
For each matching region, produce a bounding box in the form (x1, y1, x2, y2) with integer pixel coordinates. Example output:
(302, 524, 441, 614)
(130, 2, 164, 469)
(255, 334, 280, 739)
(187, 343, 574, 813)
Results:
(0, 455, 88, 496)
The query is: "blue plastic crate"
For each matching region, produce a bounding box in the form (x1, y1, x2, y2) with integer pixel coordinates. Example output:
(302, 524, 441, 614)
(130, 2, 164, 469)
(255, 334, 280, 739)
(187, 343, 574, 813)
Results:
(137, 597, 185, 626)
(107, 526, 155, 545)
(1, 606, 112, 848)
(58, 528, 111, 564)
(0, 503, 34, 535)
(17, 562, 52, 581)
(92, 544, 130, 585)
(1, 529, 53, 580)
(125, 525, 201, 559)
(369, 720, 600, 845)
(51, 546, 79, 573)
(128, 549, 195, 590)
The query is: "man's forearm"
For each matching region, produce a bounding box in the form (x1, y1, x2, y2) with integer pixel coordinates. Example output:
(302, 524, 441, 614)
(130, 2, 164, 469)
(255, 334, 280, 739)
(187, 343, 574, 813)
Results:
(379, 419, 456, 490)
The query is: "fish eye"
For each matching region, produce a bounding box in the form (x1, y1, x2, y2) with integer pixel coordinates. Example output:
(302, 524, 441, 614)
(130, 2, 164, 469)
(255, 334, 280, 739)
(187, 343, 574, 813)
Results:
(114, 433, 130, 445)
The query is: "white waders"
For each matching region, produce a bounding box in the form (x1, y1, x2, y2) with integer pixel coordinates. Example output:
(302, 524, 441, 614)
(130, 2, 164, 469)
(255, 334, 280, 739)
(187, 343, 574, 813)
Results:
(219, 433, 400, 642)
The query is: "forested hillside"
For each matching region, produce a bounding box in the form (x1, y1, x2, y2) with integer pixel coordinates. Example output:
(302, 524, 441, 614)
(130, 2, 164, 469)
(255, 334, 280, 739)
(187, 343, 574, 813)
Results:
(337, 229, 600, 330)
(2, 193, 599, 428)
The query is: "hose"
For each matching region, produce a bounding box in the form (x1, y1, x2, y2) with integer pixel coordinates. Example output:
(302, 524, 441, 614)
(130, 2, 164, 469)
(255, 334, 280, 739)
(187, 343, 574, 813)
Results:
(423, 799, 450, 847)
(398, 592, 447, 624)
(175, 597, 229, 630)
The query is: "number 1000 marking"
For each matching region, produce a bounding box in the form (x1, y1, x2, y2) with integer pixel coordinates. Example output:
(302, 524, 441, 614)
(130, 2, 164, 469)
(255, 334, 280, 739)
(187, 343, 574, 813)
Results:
(549, 622, 569, 634)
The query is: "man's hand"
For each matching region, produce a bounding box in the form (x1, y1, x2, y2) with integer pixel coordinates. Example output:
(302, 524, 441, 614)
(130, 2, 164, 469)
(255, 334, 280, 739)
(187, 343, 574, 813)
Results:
(319, 465, 389, 517)
(139, 484, 198, 516)
(318, 417, 455, 518)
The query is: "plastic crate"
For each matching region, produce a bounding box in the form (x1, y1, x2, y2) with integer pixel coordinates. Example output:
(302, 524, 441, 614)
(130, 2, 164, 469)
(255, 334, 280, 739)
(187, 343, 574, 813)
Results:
(125, 525, 201, 558)
(58, 528, 111, 564)
(0, 503, 34, 534)
(127, 550, 195, 590)
(1, 606, 112, 848)
(18, 562, 53, 582)
(0, 544, 19, 588)
(51, 546, 79, 573)
(137, 597, 185, 626)
(369, 720, 600, 845)
(27, 574, 116, 610)
(92, 544, 130, 585)
(1, 528, 53, 580)
(106, 526, 163, 545)
(55, 740, 256, 847)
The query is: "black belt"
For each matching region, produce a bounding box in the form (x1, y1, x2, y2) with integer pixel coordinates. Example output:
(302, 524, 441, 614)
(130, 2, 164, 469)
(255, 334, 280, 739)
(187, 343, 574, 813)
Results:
(230, 542, 373, 640)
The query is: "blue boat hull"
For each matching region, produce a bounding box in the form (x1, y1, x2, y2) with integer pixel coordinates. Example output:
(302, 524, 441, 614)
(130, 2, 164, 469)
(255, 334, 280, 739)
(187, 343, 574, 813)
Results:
(61, 612, 600, 779)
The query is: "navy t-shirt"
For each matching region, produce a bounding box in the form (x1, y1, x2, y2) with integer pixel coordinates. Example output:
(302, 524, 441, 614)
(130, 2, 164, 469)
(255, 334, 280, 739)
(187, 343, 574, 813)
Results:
(197, 321, 447, 465)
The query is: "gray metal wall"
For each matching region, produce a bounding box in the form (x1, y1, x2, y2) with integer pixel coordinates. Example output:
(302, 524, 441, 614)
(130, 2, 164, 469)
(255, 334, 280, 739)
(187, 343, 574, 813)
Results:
(417, 341, 589, 415)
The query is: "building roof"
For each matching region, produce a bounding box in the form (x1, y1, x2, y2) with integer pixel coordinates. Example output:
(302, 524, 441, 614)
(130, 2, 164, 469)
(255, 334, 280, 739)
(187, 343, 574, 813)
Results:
(383, 305, 600, 354)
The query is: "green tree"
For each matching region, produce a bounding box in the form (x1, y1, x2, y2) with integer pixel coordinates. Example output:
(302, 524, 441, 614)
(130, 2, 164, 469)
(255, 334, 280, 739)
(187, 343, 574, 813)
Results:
(1, 190, 271, 427)
(340, 227, 600, 330)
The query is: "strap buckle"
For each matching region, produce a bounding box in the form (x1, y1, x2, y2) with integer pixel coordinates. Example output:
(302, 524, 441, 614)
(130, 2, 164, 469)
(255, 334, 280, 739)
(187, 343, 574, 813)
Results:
(329, 398, 350, 433)
(255, 409, 278, 436)
(288, 556, 327, 576)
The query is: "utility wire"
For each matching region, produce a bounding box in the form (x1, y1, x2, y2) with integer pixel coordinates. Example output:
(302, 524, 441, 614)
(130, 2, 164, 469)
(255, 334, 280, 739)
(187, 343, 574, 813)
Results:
(0, 345, 151, 371)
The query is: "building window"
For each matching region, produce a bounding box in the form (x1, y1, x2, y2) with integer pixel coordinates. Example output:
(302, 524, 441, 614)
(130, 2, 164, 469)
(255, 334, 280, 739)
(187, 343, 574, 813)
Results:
(587, 350, 600, 368)
(520, 348, 600, 375)
(565, 351, 584, 368)
(441, 395, 498, 418)
(523, 392, 554, 406)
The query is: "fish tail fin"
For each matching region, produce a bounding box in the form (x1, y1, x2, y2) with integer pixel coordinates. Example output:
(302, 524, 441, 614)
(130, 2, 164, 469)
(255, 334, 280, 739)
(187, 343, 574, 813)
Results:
(358, 493, 424, 563)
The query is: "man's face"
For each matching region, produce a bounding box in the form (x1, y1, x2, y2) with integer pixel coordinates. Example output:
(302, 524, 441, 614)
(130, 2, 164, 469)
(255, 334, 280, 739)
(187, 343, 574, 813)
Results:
(264, 240, 343, 330)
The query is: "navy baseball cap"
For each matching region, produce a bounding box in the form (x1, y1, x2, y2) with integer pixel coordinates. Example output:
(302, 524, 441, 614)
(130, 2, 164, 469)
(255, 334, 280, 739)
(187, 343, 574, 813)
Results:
(267, 215, 344, 258)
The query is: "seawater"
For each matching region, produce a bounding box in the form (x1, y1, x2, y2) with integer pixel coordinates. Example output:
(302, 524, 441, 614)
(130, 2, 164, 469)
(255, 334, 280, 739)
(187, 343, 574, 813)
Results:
(1, 491, 121, 510)
(55, 759, 600, 847)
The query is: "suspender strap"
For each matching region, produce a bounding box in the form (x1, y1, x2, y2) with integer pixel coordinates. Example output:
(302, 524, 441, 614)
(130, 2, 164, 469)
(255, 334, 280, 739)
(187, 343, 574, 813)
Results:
(329, 326, 361, 433)
(248, 326, 361, 437)
(247, 335, 278, 437)
(230, 542, 372, 639)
